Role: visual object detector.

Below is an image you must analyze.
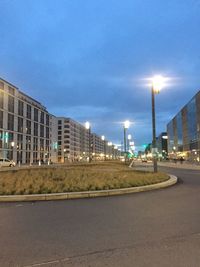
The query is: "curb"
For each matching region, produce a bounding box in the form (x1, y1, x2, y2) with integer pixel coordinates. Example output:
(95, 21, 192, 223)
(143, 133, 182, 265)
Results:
(0, 174, 177, 202)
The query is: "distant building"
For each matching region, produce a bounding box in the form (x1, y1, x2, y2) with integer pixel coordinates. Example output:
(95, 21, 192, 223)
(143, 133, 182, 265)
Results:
(0, 77, 120, 164)
(54, 117, 121, 162)
(55, 117, 89, 163)
(0, 78, 52, 164)
(156, 132, 168, 158)
(167, 90, 200, 162)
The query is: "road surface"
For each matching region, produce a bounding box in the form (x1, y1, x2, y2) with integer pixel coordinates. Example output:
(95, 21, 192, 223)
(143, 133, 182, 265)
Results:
(0, 166, 199, 267)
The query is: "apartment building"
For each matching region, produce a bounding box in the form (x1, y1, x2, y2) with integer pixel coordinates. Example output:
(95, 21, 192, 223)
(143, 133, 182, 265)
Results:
(56, 117, 90, 162)
(91, 133, 104, 160)
(167, 90, 200, 162)
(0, 78, 52, 164)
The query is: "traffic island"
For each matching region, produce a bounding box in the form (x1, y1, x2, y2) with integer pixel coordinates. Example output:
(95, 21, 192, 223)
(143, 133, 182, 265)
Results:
(0, 162, 177, 202)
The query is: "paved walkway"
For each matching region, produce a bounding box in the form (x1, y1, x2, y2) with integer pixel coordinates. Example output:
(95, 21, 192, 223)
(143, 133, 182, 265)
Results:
(131, 161, 200, 171)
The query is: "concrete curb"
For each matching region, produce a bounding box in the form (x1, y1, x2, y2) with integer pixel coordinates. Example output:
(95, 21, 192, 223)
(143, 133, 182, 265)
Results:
(0, 174, 177, 202)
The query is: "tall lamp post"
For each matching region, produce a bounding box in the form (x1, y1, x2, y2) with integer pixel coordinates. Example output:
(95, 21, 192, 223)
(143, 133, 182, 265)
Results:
(85, 121, 91, 163)
(151, 75, 166, 173)
(123, 120, 130, 162)
(101, 135, 106, 161)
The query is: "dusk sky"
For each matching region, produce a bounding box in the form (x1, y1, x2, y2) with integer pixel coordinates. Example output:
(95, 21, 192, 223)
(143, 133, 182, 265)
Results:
(0, 0, 200, 150)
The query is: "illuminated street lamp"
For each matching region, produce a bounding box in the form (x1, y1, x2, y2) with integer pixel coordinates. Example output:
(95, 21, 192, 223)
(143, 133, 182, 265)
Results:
(101, 135, 106, 161)
(123, 120, 130, 162)
(151, 75, 166, 173)
(85, 121, 91, 162)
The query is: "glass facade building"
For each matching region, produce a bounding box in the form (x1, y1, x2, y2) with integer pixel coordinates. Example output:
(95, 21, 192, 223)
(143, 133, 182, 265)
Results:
(167, 91, 200, 162)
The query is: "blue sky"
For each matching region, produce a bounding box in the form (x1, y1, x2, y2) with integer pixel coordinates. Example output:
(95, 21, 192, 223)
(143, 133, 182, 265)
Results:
(0, 0, 200, 150)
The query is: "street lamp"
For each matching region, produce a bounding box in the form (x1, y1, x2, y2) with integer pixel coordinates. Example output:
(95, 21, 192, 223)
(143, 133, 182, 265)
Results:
(123, 120, 130, 162)
(101, 135, 106, 161)
(151, 75, 166, 173)
(85, 121, 91, 162)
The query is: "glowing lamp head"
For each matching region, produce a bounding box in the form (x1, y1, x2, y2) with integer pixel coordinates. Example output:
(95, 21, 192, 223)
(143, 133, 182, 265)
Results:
(152, 75, 166, 93)
(124, 120, 130, 129)
(85, 121, 90, 130)
(11, 141, 15, 147)
(101, 135, 105, 141)
(128, 134, 132, 140)
(108, 142, 112, 146)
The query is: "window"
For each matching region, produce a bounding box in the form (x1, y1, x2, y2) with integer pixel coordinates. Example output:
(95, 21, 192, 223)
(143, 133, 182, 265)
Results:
(58, 120, 62, 124)
(58, 131, 62, 135)
(17, 134, 23, 150)
(34, 122, 38, 136)
(58, 125, 62, 130)
(34, 108, 38, 122)
(46, 139, 50, 151)
(26, 152, 31, 164)
(58, 135, 62, 140)
(33, 152, 37, 163)
(18, 100, 24, 116)
(26, 136, 31, 150)
(46, 127, 49, 139)
(8, 86, 15, 96)
(46, 114, 49, 126)
(26, 120, 31, 135)
(27, 104, 32, 119)
(40, 112, 44, 124)
(0, 111, 3, 128)
(17, 151, 23, 163)
(0, 81, 4, 90)
(33, 138, 38, 151)
(8, 96, 14, 113)
(18, 117, 23, 133)
(40, 138, 44, 151)
(40, 125, 44, 137)
(8, 114, 14, 131)
(0, 91, 3, 109)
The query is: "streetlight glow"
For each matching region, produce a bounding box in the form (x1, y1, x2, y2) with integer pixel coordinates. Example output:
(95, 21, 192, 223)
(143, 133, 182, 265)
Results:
(85, 121, 90, 130)
(128, 134, 132, 140)
(124, 120, 130, 129)
(151, 75, 167, 94)
(101, 135, 105, 141)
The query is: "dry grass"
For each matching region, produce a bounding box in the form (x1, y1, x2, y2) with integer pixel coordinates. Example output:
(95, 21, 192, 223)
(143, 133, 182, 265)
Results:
(0, 162, 169, 195)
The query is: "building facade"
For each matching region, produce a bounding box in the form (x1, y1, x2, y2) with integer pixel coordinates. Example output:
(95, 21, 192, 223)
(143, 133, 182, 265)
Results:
(0, 78, 52, 164)
(55, 117, 121, 162)
(167, 91, 200, 162)
(56, 117, 90, 162)
(156, 132, 168, 159)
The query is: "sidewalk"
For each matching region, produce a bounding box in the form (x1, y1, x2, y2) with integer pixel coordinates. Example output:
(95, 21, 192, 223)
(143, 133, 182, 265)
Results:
(158, 161, 200, 170)
(132, 161, 200, 171)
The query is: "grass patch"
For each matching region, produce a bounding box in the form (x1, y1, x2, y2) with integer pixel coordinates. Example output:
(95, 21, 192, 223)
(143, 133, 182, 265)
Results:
(0, 162, 169, 195)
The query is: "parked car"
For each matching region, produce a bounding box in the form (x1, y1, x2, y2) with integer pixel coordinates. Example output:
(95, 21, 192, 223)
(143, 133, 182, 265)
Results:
(0, 158, 16, 167)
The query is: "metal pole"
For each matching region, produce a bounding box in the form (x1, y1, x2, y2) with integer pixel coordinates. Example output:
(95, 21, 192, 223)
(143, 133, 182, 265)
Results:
(124, 127, 127, 162)
(152, 87, 158, 173)
(88, 128, 91, 163)
(104, 141, 106, 161)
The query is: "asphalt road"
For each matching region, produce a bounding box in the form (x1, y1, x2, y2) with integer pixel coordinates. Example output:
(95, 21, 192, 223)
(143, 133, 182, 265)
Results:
(0, 166, 200, 267)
